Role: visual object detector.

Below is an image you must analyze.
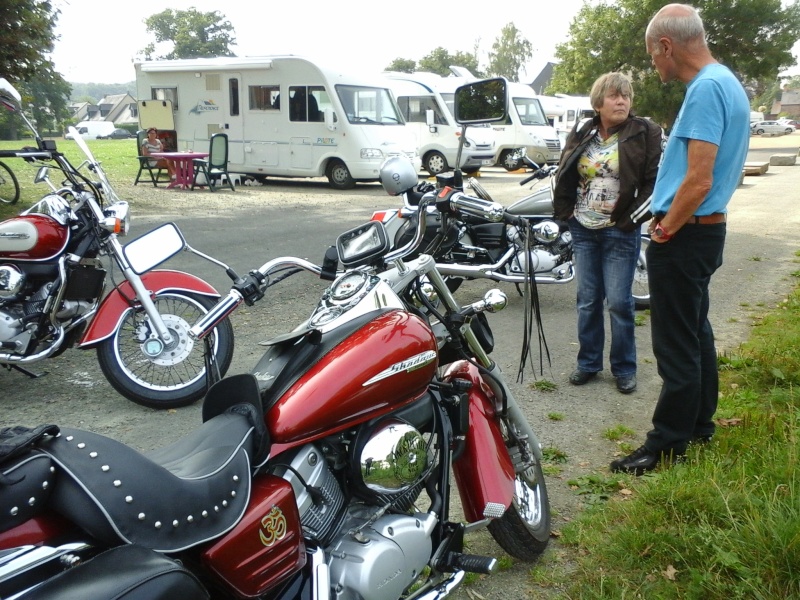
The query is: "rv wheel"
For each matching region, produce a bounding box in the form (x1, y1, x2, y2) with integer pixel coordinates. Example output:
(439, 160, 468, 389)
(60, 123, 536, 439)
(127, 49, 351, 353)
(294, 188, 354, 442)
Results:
(424, 151, 448, 175)
(500, 150, 522, 171)
(326, 159, 356, 190)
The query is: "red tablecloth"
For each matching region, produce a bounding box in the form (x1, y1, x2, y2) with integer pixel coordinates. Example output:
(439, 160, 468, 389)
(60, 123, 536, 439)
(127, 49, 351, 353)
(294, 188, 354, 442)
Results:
(149, 152, 209, 189)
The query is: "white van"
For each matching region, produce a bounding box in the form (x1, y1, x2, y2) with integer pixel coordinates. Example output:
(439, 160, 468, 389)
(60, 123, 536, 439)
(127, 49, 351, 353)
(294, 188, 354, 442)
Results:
(385, 72, 496, 175)
(550, 94, 594, 143)
(134, 55, 421, 189)
(65, 121, 116, 140)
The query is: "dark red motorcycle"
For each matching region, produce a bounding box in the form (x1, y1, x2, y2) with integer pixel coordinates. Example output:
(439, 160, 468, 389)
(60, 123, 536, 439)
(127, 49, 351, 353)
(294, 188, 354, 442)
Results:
(0, 78, 234, 409)
(0, 189, 551, 600)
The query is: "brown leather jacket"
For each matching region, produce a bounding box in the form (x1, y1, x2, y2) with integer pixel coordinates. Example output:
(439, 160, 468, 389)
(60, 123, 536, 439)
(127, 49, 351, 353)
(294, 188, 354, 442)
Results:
(552, 114, 663, 232)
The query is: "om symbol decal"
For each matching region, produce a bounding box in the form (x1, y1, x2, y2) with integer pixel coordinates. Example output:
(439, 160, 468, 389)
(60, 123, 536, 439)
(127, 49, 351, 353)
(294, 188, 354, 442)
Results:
(259, 506, 287, 547)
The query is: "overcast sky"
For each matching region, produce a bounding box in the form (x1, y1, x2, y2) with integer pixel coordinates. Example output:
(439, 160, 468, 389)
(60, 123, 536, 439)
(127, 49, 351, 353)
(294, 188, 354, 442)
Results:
(49, 0, 799, 85)
(49, 0, 590, 84)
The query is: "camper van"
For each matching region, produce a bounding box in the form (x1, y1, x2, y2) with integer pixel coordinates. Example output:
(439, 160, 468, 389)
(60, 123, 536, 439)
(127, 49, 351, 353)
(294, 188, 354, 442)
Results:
(64, 121, 116, 140)
(385, 72, 496, 175)
(134, 56, 420, 189)
(484, 82, 562, 170)
(550, 94, 595, 143)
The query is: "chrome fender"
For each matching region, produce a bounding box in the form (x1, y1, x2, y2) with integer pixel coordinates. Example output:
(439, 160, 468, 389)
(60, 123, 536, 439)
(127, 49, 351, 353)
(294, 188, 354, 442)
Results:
(78, 270, 219, 347)
(445, 360, 515, 523)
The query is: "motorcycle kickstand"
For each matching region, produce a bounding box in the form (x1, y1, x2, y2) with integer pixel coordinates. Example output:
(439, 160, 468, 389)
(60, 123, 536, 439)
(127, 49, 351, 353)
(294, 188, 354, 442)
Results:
(6, 364, 47, 378)
(203, 336, 222, 388)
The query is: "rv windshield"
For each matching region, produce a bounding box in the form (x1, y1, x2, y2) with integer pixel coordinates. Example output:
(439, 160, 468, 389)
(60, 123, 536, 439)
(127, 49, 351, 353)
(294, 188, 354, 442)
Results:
(336, 85, 403, 125)
(513, 96, 549, 126)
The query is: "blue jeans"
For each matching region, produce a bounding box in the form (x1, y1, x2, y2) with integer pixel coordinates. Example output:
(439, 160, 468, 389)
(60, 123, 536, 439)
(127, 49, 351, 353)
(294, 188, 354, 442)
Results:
(645, 223, 725, 454)
(569, 218, 640, 377)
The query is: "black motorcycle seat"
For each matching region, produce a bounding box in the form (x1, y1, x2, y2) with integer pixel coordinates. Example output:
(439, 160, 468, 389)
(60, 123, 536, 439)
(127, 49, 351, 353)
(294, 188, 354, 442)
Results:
(38, 412, 254, 553)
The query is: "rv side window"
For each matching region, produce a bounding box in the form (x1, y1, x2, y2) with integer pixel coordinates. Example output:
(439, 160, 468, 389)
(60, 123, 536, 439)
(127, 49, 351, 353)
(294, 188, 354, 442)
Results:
(229, 78, 240, 116)
(151, 87, 178, 111)
(397, 96, 446, 125)
(248, 85, 280, 111)
(288, 86, 325, 122)
(512, 97, 548, 126)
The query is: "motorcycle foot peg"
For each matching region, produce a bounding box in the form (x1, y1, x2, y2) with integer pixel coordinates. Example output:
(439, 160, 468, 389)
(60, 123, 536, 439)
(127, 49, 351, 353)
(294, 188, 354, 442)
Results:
(446, 552, 497, 575)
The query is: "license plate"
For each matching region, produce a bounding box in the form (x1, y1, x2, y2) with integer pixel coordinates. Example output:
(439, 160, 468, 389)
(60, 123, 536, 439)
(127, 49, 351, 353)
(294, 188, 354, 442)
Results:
(481, 159, 494, 165)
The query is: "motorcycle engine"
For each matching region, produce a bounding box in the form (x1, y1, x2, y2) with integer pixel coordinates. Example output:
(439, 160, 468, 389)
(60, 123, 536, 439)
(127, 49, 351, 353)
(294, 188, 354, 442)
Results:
(508, 222, 572, 275)
(0, 264, 25, 300)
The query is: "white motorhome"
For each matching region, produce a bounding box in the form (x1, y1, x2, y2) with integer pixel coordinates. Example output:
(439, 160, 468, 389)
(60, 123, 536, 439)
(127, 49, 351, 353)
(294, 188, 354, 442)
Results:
(65, 120, 116, 140)
(384, 72, 496, 175)
(134, 55, 420, 189)
(551, 94, 595, 143)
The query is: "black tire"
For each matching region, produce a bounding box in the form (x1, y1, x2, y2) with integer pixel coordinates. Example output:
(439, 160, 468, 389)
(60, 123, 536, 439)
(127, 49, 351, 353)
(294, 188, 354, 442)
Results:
(487, 418, 551, 561)
(0, 161, 20, 204)
(326, 159, 356, 190)
(500, 150, 522, 172)
(97, 292, 234, 409)
(633, 235, 650, 310)
(424, 151, 448, 175)
(756, 129, 765, 134)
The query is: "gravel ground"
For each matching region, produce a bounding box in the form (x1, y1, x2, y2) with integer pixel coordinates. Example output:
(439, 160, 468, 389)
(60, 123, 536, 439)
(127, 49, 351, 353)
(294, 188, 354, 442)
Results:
(2, 134, 799, 599)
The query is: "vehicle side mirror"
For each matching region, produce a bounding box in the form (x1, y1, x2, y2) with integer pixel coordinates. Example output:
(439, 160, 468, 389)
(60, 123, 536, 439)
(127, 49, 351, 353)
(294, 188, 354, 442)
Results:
(454, 78, 508, 125)
(325, 107, 337, 132)
(123, 222, 186, 274)
(426, 109, 437, 133)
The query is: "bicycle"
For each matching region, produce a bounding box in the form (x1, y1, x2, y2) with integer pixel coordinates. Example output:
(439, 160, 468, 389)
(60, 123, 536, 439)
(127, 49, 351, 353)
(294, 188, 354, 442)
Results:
(0, 160, 20, 204)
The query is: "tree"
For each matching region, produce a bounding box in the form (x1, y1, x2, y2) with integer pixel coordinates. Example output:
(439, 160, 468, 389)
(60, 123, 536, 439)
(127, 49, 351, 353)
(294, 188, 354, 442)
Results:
(418, 47, 482, 78)
(547, 0, 800, 127)
(142, 8, 236, 60)
(486, 23, 533, 81)
(385, 58, 417, 73)
(0, 0, 59, 81)
(0, 0, 71, 139)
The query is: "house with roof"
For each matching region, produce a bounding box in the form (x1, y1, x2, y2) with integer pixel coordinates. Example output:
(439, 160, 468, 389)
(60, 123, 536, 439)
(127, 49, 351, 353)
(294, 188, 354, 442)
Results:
(69, 93, 138, 127)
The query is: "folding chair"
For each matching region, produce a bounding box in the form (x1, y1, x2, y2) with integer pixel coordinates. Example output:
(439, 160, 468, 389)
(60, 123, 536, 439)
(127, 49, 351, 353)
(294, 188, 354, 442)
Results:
(191, 133, 235, 192)
(133, 130, 170, 187)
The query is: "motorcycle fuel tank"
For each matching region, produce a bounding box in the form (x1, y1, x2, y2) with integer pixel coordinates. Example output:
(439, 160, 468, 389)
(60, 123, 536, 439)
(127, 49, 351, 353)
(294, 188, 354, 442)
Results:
(506, 185, 554, 217)
(0, 215, 69, 261)
(267, 310, 438, 447)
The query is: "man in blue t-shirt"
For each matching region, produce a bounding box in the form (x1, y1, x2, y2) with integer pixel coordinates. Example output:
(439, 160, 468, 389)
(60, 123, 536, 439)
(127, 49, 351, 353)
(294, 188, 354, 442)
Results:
(611, 3, 750, 475)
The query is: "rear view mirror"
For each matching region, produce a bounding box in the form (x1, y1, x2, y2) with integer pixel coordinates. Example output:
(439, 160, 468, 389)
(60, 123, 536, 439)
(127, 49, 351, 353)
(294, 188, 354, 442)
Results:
(123, 222, 186, 274)
(454, 78, 507, 125)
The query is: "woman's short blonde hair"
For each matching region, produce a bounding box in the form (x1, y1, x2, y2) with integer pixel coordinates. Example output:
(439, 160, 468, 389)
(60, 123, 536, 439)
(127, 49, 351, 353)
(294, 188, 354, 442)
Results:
(589, 72, 634, 111)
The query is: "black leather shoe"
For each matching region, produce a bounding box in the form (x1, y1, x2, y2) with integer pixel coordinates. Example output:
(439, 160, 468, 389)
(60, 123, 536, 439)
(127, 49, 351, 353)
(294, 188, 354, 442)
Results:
(568, 369, 597, 385)
(610, 445, 683, 476)
(615, 374, 637, 394)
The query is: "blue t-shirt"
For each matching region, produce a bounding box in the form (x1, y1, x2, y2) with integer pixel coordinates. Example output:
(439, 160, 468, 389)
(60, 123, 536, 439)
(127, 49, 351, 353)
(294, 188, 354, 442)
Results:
(650, 63, 750, 215)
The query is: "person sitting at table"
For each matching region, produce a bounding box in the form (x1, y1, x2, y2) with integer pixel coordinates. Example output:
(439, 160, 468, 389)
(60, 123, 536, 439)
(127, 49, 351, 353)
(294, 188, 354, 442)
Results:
(141, 128, 176, 180)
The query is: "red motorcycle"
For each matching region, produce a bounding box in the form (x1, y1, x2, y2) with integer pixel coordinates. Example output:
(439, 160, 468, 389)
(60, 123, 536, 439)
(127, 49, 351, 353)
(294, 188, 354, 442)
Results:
(0, 78, 234, 409)
(0, 147, 551, 598)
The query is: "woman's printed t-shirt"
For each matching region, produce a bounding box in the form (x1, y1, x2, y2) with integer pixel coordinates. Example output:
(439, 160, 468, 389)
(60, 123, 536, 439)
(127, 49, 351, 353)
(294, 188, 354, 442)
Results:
(574, 132, 621, 229)
(142, 139, 163, 167)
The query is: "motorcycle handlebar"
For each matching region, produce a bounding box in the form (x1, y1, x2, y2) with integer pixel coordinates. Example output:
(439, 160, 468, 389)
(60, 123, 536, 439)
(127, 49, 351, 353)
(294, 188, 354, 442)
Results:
(443, 189, 526, 227)
(189, 257, 324, 340)
(519, 164, 558, 187)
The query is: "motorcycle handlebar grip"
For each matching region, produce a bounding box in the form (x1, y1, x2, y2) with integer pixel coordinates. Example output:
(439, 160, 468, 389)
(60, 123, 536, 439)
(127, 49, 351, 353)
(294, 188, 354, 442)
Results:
(189, 290, 243, 340)
(449, 191, 505, 223)
(519, 173, 537, 186)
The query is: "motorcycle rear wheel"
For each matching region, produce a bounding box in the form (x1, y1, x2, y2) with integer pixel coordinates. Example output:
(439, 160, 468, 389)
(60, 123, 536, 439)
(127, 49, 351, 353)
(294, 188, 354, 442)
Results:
(633, 235, 650, 310)
(487, 419, 550, 561)
(96, 292, 234, 409)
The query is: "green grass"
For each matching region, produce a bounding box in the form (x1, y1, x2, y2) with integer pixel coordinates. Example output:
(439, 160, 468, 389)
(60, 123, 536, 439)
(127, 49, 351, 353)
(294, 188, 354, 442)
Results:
(0, 137, 140, 219)
(538, 286, 800, 598)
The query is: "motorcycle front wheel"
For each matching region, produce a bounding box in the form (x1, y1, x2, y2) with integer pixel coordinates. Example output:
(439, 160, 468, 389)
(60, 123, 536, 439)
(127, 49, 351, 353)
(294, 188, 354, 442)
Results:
(487, 420, 551, 561)
(633, 235, 650, 310)
(97, 292, 234, 409)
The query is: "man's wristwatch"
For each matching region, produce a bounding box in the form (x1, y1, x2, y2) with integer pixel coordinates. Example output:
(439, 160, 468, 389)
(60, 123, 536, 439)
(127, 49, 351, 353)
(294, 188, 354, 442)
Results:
(653, 222, 673, 241)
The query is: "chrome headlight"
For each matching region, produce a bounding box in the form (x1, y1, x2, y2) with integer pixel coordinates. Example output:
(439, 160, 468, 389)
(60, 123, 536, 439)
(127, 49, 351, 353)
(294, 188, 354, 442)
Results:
(102, 201, 131, 235)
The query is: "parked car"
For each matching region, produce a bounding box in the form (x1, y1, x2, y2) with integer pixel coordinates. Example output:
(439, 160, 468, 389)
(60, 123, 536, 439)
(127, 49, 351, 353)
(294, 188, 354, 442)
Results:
(777, 118, 799, 130)
(750, 120, 794, 135)
(97, 128, 133, 139)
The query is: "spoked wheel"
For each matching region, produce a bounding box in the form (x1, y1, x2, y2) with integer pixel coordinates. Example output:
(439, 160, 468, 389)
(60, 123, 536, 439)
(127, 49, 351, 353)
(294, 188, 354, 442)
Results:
(487, 419, 551, 561)
(633, 235, 650, 310)
(97, 292, 234, 409)
(0, 161, 20, 204)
